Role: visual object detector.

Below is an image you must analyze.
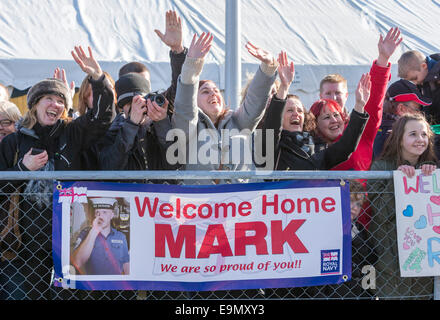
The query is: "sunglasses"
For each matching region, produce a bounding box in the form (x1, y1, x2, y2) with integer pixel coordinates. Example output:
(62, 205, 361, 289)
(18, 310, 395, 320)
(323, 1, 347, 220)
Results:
(0, 119, 14, 127)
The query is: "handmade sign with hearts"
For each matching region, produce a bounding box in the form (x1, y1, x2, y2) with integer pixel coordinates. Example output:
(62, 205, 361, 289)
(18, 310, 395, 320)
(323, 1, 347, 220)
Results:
(430, 196, 440, 206)
(402, 205, 413, 217)
(433, 226, 440, 234)
(393, 170, 440, 277)
(414, 215, 427, 229)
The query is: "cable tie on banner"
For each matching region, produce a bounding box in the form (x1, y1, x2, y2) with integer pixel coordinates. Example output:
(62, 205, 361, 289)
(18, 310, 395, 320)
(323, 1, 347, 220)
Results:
(340, 179, 346, 186)
(56, 181, 62, 190)
(342, 275, 349, 281)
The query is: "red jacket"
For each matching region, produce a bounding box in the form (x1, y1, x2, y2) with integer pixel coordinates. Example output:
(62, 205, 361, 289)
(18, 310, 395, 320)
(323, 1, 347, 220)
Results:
(332, 60, 391, 171)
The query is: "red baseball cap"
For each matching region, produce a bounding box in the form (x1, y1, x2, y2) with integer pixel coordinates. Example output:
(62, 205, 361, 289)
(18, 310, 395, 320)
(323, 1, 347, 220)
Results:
(387, 79, 432, 106)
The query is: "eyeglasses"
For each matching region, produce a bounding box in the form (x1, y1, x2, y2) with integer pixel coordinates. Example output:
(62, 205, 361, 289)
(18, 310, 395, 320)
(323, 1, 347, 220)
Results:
(0, 119, 14, 127)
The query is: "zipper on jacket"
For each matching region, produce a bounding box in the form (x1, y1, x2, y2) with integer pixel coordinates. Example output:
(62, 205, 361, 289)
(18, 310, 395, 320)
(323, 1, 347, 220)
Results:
(49, 121, 62, 137)
(55, 153, 71, 167)
(94, 94, 102, 120)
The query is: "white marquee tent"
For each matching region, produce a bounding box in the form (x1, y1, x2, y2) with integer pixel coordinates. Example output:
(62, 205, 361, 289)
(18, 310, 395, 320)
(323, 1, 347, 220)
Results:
(1, 0, 439, 111)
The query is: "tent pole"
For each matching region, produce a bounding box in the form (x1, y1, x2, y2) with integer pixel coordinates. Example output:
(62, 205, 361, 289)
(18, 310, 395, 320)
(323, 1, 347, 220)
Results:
(225, 0, 241, 109)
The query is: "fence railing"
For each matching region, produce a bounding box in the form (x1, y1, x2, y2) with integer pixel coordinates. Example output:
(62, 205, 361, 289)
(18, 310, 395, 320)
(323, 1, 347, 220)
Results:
(0, 170, 394, 180)
(0, 170, 435, 300)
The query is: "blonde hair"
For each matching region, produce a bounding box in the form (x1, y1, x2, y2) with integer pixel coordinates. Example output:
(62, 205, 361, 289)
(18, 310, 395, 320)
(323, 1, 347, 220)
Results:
(77, 72, 115, 116)
(398, 50, 426, 78)
(0, 100, 21, 122)
(319, 74, 347, 93)
(77, 75, 92, 116)
(349, 180, 366, 205)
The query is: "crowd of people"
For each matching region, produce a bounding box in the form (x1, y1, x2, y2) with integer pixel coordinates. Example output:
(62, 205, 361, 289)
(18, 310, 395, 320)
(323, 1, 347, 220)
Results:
(1, 10, 440, 300)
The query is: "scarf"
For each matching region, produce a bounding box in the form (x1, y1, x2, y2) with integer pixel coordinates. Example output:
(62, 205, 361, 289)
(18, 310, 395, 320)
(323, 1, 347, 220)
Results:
(22, 121, 62, 209)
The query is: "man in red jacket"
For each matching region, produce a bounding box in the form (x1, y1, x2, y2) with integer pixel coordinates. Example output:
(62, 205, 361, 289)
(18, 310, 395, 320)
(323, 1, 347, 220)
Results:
(330, 27, 402, 172)
(316, 27, 402, 230)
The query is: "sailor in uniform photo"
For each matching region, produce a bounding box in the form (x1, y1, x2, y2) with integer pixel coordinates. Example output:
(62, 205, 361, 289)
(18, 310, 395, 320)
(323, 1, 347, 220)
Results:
(71, 197, 130, 275)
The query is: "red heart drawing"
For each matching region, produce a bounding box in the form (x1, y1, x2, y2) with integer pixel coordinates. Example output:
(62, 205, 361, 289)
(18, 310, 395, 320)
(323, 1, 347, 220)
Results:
(433, 226, 440, 234)
(430, 196, 440, 206)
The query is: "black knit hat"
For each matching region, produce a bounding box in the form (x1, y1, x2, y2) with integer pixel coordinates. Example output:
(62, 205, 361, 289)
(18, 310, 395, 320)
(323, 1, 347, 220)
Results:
(27, 78, 72, 110)
(115, 72, 151, 109)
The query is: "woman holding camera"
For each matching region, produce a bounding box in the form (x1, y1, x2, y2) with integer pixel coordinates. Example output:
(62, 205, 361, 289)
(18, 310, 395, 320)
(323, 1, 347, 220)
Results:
(97, 10, 185, 173)
(0, 46, 114, 299)
(96, 72, 179, 172)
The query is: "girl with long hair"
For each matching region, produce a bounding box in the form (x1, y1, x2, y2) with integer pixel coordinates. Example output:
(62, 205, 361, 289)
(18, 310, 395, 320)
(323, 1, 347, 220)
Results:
(0, 46, 114, 299)
(368, 113, 437, 299)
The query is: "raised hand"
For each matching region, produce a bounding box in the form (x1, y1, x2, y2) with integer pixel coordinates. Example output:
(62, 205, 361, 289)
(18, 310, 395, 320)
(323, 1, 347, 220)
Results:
(187, 32, 213, 60)
(354, 73, 371, 113)
(71, 46, 103, 80)
(92, 216, 105, 234)
(53, 67, 75, 101)
(245, 41, 276, 66)
(154, 10, 184, 53)
(377, 27, 403, 67)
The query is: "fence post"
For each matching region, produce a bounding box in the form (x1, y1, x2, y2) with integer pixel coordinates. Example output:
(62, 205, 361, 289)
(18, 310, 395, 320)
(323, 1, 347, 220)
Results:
(435, 277, 440, 300)
(225, 0, 241, 110)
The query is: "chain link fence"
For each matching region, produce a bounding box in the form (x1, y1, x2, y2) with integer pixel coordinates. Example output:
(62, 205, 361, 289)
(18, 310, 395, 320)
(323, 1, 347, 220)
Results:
(0, 170, 436, 300)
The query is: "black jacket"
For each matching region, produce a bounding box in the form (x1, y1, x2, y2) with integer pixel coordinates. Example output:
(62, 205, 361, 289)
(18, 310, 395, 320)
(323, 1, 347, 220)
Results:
(96, 49, 186, 173)
(420, 53, 440, 124)
(263, 97, 369, 171)
(97, 112, 178, 171)
(0, 74, 114, 172)
(0, 75, 114, 299)
(164, 48, 188, 109)
(372, 113, 398, 161)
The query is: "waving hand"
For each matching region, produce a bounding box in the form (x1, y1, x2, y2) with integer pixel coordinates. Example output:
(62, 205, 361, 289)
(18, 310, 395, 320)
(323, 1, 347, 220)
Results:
(154, 10, 184, 53)
(187, 32, 213, 60)
(71, 46, 103, 80)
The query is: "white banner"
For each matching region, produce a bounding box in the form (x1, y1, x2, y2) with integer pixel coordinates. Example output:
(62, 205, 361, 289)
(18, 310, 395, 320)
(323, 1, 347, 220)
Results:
(53, 180, 351, 291)
(394, 170, 440, 277)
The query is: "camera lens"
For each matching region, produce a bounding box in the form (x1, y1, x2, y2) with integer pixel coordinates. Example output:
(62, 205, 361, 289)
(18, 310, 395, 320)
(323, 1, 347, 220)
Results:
(145, 92, 166, 107)
(154, 94, 165, 107)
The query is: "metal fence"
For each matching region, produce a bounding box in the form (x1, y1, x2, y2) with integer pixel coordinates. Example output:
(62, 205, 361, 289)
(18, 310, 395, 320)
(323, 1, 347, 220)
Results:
(0, 170, 436, 300)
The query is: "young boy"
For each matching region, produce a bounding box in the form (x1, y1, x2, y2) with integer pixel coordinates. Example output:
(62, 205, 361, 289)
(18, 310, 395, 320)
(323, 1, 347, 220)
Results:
(398, 50, 440, 124)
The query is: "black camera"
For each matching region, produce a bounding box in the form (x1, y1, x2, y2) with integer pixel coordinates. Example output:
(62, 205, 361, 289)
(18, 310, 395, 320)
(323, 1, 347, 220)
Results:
(144, 92, 166, 107)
